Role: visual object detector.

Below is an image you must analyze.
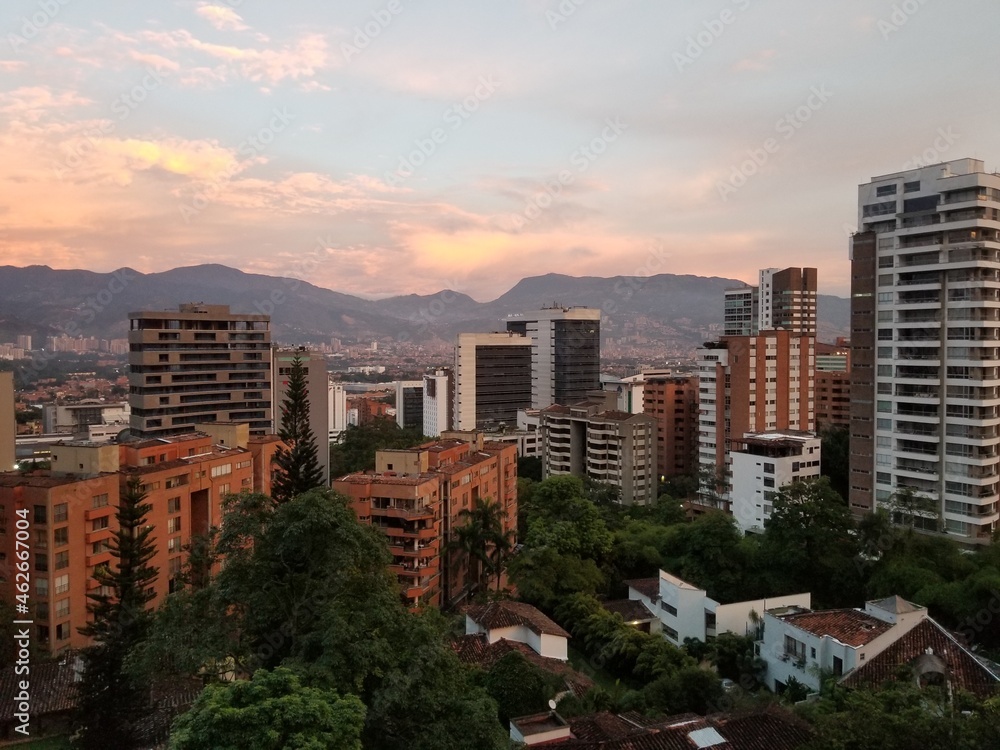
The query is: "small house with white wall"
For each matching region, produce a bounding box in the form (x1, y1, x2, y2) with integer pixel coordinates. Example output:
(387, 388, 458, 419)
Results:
(465, 601, 570, 661)
(626, 570, 811, 646)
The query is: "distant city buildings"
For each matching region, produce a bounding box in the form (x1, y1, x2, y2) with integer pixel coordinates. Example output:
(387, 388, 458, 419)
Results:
(422, 369, 453, 438)
(395, 380, 424, 432)
(724, 267, 818, 337)
(454, 332, 533, 431)
(0, 372, 13, 471)
(328, 381, 347, 441)
(127, 304, 272, 438)
(850, 158, 1000, 544)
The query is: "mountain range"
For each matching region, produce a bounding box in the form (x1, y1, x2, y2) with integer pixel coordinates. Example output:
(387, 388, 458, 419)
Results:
(0, 264, 850, 355)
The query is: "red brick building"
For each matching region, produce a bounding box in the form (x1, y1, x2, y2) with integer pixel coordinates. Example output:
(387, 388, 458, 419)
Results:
(642, 374, 698, 480)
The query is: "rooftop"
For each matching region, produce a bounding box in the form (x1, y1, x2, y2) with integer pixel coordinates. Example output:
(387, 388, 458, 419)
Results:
(779, 609, 893, 647)
(602, 599, 657, 624)
(625, 577, 661, 601)
(334, 472, 439, 486)
(465, 600, 571, 639)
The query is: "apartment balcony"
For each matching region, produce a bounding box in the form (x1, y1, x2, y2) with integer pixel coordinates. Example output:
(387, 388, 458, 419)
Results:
(895, 423, 940, 439)
(895, 458, 939, 478)
(378, 524, 437, 541)
(895, 440, 938, 458)
(895, 404, 939, 419)
(371, 505, 438, 520)
(391, 560, 440, 578)
(389, 539, 439, 557)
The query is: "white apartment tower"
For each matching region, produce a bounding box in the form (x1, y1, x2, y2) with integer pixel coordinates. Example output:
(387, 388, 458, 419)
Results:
(850, 158, 1000, 544)
(422, 369, 453, 438)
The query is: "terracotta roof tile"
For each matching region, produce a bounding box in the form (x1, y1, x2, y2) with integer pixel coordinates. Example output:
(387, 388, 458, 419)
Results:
(603, 599, 657, 623)
(779, 609, 892, 647)
(0, 658, 78, 724)
(626, 578, 661, 602)
(841, 618, 1000, 698)
(465, 600, 571, 639)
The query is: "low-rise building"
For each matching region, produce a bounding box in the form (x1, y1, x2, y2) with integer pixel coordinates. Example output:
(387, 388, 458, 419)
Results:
(464, 600, 570, 661)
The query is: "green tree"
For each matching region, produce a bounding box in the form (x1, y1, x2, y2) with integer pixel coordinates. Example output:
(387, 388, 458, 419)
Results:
(271, 354, 325, 504)
(329, 421, 426, 478)
(819, 425, 850, 501)
(481, 651, 559, 726)
(74, 476, 159, 749)
(517, 456, 543, 482)
(169, 667, 365, 750)
(450, 497, 515, 598)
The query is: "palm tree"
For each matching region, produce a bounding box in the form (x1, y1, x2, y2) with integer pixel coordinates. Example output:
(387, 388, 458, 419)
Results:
(449, 497, 515, 600)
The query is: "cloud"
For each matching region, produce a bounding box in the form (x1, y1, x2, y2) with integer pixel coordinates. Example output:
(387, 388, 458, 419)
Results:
(196, 4, 250, 32)
(732, 49, 778, 73)
(0, 60, 27, 72)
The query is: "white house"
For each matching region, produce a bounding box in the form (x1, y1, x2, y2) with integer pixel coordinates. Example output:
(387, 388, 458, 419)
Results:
(626, 570, 810, 646)
(465, 601, 570, 661)
(758, 595, 929, 694)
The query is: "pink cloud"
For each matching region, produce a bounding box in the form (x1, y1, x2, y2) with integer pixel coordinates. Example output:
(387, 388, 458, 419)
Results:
(195, 4, 250, 32)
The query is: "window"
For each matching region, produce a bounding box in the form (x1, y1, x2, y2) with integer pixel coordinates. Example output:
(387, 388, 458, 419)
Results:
(35, 554, 48, 572)
(36, 578, 48, 597)
(876, 184, 897, 197)
(55, 551, 69, 570)
(167, 497, 181, 514)
(211, 464, 232, 478)
(55, 575, 69, 595)
(167, 517, 181, 534)
(663, 625, 679, 642)
(833, 656, 844, 676)
(92, 540, 109, 555)
(53, 503, 68, 523)
(904, 181, 920, 193)
(92, 493, 109, 508)
(168, 537, 181, 553)
(763, 463, 775, 474)
(763, 477, 775, 488)
(784, 635, 806, 661)
(56, 623, 70, 641)
(92, 517, 109, 531)
(55, 598, 70, 618)
(660, 601, 678, 617)
(33, 505, 47, 525)
(53, 527, 68, 546)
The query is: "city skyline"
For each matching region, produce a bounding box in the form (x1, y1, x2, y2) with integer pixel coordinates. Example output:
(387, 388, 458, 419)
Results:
(2, 2, 999, 300)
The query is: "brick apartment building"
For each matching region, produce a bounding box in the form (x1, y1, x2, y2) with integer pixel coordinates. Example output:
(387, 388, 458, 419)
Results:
(815, 340, 851, 429)
(333, 433, 517, 608)
(642, 374, 698, 479)
(0, 424, 276, 654)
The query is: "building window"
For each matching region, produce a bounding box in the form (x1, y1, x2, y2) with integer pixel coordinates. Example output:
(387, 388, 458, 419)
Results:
(167, 517, 181, 535)
(55, 575, 69, 595)
(167, 497, 181, 514)
(92, 493, 109, 508)
(211, 464, 232, 478)
(53, 503, 68, 523)
(763, 463, 775, 474)
(36, 578, 48, 597)
(55, 598, 70, 619)
(35, 554, 48, 572)
(54, 551, 69, 570)
(92, 517, 109, 531)
(168, 537, 181, 553)
(663, 625, 679, 642)
(56, 623, 70, 641)
(660, 601, 678, 617)
(784, 635, 806, 661)
(33, 505, 47, 525)
(53, 527, 69, 546)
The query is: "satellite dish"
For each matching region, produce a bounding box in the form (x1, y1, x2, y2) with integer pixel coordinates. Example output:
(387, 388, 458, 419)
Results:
(548, 699, 557, 710)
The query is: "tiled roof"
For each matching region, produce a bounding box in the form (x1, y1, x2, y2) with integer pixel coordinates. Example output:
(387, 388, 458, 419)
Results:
(0, 657, 79, 724)
(465, 600, 571, 639)
(779, 609, 893, 647)
(626, 578, 661, 602)
(450, 634, 594, 697)
(867, 595, 923, 615)
(603, 599, 657, 623)
(841, 618, 1000, 698)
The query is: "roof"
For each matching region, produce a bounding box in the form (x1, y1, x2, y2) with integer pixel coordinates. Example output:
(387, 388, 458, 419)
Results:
(603, 599, 657, 623)
(867, 595, 923, 615)
(0, 658, 78, 724)
(778, 609, 893, 647)
(333, 472, 439, 486)
(841, 618, 1000, 698)
(465, 600, 571, 639)
(0, 472, 116, 489)
(451, 634, 594, 697)
(626, 578, 661, 601)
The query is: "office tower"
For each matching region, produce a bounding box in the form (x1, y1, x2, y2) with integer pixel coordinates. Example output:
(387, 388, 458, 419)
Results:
(0, 372, 13, 471)
(128, 304, 272, 438)
(334, 434, 517, 608)
(423, 369, 453, 437)
(815, 340, 851, 429)
(16, 335, 31, 351)
(454, 332, 532, 431)
(328, 381, 347, 441)
(395, 380, 424, 431)
(697, 330, 815, 509)
(505, 307, 601, 408)
(724, 268, 818, 336)
(273, 347, 330, 483)
(642, 373, 698, 479)
(540, 392, 658, 505)
(850, 158, 1000, 544)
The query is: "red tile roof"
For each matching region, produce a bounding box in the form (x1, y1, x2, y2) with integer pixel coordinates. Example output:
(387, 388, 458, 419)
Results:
(0, 658, 78, 726)
(465, 600, 571, 639)
(626, 578, 661, 602)
(603, 599, 657, 623)
(841, 618, 1000, 698)
(450, 634, 594, 697)
(779, 609, 892, 647)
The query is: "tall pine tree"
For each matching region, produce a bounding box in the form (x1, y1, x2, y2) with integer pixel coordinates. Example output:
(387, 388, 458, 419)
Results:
(74, 475, 158, 749)
(272, 353, 325, 503)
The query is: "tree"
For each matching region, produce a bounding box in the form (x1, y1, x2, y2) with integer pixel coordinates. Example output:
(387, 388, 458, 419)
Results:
(74, 475, 159, 749)
(272, 354, 325, 503)
(168, 667, 366, 750)
(450, 497, 515, 599)
(517, 456, 543, 482)
(329, 421, 426, 477)
(819, 425, 850, 501)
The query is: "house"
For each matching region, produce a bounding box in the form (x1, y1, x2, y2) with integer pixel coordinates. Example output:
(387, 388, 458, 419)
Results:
(601, 598, 659, 633)
(464, 600, 570, 661)
(759, 595, 929, 694)
(626, 570, 811, 645)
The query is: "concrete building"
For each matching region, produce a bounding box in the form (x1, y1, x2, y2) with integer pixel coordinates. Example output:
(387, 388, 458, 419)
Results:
(850, 158, 1000, 544)
(642, 373, 698, 480)
(334, 434, 518, 607)
(540, 393, 657, 505)
(128, 304, 272, 438)
(626, 570, 810, 646)
(505, 307, 601, 409)
(0, 426, 262, 654)
(422, 369, 453, 438)
(697, 331, 815, 509)
(464, 601, 570, 661)
(600, 373, 647, 414)
(272, 348, 330, 483)
(395, 380, 424, 432)
(328, 381, 347, 441)
(729, 432, 822, 534)
(815, 341, 851, 429)
(454, 332, 532, 431)
(0, 372, 14, 472)
(483, 409, 541, 458)
(725, 268, 818, 337)
(42, 401, 129, 435)
(16, 335, 32, 351)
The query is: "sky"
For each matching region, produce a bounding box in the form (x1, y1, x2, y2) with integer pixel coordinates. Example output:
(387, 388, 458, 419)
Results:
(1, 0, 999, 301)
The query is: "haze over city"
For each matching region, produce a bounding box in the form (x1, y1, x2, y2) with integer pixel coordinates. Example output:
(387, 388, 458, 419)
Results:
(2, 1, 999, 299)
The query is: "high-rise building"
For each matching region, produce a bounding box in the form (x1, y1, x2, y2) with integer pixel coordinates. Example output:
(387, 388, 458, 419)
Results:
(395, 380, 424, 432)
(454, 332, 532, 431)
(850, 158, 1000, 544)
(128, 304, 272, 438)
(697, 330, 815, 509)
(815, 340, 851, 429)
(505, 307, 601, 409)
(0, 372, 14, 471)
(422, 369, 453, 437)
(642, 373, 698, 480)
(540, 392, 658, 505)
(15, 335, 32, 351)
(724, 268, 818, 337)
(328, 381, 347, 441)
(273, 347, 330, 484)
